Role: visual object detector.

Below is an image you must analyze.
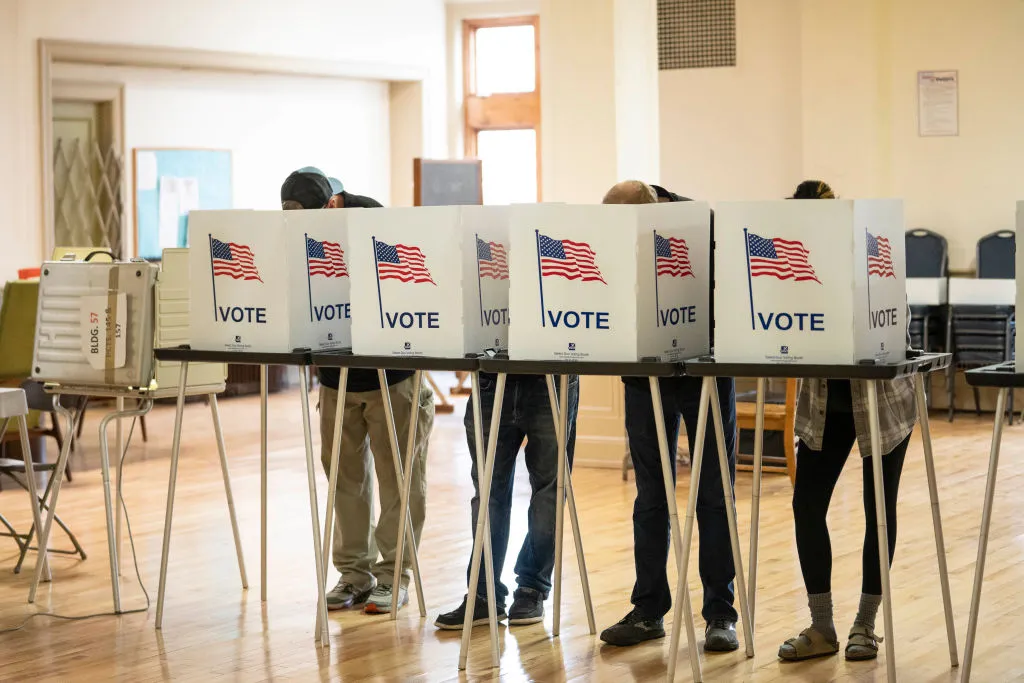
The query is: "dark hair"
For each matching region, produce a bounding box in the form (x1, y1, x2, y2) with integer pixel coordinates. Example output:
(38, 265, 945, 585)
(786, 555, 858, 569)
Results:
(791, 180, 835, 199)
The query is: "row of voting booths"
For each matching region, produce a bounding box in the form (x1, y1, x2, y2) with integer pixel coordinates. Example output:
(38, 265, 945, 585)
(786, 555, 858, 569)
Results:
(186, 199, 908, 365)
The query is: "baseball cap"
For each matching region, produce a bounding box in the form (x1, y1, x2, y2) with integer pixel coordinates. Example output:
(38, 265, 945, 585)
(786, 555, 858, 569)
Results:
(296, 166, 344, 195)
(281, 170, 332, 209)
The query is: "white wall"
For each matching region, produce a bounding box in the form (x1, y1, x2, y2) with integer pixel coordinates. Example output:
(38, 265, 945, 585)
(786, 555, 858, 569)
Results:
(52, 65, 391, 256)
(0, 0, 445, 279)
(660, 0, 1024, 271)
(658, 0, 803, 203)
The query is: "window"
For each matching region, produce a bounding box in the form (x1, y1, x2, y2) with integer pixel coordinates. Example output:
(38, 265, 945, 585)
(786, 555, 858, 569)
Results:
(463, 16, 541, 204)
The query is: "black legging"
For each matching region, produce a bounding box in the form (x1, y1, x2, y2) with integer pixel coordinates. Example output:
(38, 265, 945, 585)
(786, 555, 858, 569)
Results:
(792, 387, 910, 596)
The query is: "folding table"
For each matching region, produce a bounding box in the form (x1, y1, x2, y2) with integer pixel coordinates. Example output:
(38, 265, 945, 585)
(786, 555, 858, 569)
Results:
(152, 347, 328, 642)
(471, 355, 733, 681)
(961, 361, 1021, 682)
(676, 352, 956, 682)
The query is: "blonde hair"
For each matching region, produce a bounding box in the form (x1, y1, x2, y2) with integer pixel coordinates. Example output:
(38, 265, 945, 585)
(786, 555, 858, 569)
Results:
(602, 180, 658, 205)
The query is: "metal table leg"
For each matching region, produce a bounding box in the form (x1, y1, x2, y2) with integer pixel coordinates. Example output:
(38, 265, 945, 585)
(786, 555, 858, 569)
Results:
(670, 376, 712, 682)
(115, 396, 124, 577)
(319, 369, 349, 638)
(210, 394, 248, 591)
(298, 370, 330, 645)
(707, 379, 754, 658)
(459, 373, 507, 671)
(377, 369, 427, 619)
(392, 370, 425, 621)
(914, 373, 958, 667)
(546, 375, 595, 636)
(459, 371, 501, 669)
(961, 386, 1008, 682)
(260, 364, 268, 603)
(15, 415, 49, 582)
(156, 362, 191, 627)
(652, 377, 701, 683)
(97, 398, 153, 613)
(865, 380, 897, 681)
(748, 378, 766, 631)
(30, 396, 80, 603)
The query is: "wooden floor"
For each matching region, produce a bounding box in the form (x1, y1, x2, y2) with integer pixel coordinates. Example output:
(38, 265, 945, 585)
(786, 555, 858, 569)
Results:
(1, 380, 1022, 682)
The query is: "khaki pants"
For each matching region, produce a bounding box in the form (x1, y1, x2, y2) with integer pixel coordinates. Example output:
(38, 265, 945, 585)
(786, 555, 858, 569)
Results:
(318, 376, 433, 588)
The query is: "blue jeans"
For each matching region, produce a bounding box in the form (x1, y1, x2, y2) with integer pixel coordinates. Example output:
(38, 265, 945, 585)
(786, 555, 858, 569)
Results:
(464, 374, 579, 607)
(624, 376, 738, 622)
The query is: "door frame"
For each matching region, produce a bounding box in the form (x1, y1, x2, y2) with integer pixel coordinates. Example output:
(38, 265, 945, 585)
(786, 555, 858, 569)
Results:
(37, 38, 430, 259)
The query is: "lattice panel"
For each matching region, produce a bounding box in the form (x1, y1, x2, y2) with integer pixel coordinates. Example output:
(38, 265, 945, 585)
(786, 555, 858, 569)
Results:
(657, 0, 737, 70)
(53, 138, 124, 257)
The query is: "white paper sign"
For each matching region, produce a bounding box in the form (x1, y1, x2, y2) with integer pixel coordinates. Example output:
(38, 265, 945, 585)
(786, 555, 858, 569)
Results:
(136, 151, 158, 191)
(80, 293, 127, 370)
(918, 70, 959, 137)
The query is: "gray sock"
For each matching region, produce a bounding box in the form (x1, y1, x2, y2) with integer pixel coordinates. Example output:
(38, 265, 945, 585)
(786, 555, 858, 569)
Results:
(854, 593, 882, 631)
(808, 592, 836, 642)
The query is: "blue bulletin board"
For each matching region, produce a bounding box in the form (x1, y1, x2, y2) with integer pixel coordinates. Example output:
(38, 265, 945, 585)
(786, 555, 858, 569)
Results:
(133, 148, 233, 259)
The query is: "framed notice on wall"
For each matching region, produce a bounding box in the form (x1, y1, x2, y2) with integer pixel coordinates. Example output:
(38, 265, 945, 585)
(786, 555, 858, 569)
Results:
(917, 70, 959, 137)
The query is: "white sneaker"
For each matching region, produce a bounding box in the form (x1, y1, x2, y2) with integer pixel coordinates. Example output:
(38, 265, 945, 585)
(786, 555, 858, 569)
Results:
(364, 584, 408, 614)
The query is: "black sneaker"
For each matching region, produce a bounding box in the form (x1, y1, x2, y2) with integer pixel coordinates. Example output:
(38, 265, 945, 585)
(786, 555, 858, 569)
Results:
(704, 618, 739, 652)
(508, 587, 544, 625)
(434, 595, 507, 630)
(600, 610, 666, 647)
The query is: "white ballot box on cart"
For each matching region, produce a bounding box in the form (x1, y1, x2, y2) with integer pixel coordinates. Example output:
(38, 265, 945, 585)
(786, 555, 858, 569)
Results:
(714, 199, 907, 365)
(346, 205, 511, 358)
(187, 209, 351, 353)
(506, 202, 711, 362)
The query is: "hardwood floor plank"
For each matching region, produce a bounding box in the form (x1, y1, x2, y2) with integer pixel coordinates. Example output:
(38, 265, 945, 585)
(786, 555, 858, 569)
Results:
(0, 386, 1019, 681)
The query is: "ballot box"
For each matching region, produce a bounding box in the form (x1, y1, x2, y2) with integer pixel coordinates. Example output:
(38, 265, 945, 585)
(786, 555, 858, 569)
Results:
(347, 205, 510, 357)
(507, 202, 711, 362)
(714, 199, 907, 365)
(187, 209, 350, 353)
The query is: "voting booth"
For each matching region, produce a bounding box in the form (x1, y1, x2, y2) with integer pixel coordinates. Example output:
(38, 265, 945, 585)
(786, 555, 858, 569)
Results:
(507, 202, 711, 362)
(188, 210, 351, 353)
(715, 199, 907, 365)
(347, 205, 510, 357)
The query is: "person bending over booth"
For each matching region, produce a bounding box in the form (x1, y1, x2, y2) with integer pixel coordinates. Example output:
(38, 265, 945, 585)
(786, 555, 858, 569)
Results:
(280, 169, 434, 614)
(778, 179, 915, 662)
(598, 180, 740, 653)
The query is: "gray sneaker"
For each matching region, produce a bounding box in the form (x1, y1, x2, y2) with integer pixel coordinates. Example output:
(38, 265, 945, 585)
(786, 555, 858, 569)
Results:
(326, 578, 375, 611)
(364, 584, 408, 614)
(704, 618, 739, 652)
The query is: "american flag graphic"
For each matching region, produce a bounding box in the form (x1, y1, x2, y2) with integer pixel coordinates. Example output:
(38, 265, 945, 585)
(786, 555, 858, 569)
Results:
(538, 233, 605, 283)
(306, 236, 348, 278)
(655, 234, 694, 278)
(211, 238, 262, 282)
(374, 239, 435, 284)
(866, 232, 895, 278)
(746, 232, 820, 284)
(476, 237, 509, 280)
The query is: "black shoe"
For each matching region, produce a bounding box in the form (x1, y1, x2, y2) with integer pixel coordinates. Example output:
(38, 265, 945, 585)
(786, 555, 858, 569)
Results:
(434, 595, 507, 631)
(704, 618, 739, 652)
(600, 610, 666, 647)
(508, 587, 544, 625)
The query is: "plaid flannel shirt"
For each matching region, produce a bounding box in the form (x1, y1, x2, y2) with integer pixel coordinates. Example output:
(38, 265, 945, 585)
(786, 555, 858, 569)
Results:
(794, 304, 917, 459)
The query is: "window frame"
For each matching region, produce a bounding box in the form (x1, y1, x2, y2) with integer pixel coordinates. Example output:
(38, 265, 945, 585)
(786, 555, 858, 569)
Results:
(462, 14, 541, 201)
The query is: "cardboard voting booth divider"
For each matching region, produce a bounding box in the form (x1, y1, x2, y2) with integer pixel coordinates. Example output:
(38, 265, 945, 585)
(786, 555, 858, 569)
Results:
(347, 205, 510, 358)
(714, 199, 907, 365)
(187, 209, 351, 353)
(506, 202, 711, 362)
